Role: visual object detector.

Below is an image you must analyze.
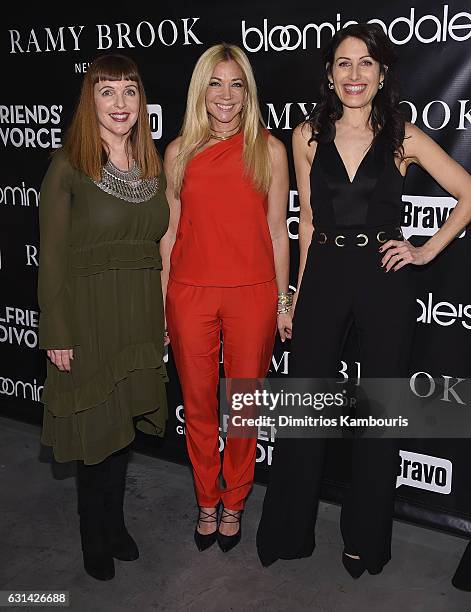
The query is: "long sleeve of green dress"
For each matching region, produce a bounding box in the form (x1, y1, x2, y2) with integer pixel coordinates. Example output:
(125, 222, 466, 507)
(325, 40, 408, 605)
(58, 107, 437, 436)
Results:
(38, 151, 75, 349)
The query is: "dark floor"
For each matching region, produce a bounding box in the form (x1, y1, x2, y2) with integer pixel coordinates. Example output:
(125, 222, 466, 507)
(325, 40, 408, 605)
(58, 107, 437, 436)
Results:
(0, 416, 469, 612)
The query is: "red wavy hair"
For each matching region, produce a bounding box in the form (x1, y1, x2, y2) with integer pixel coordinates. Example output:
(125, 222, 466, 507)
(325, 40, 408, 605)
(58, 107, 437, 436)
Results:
(63, 54, 161, 180)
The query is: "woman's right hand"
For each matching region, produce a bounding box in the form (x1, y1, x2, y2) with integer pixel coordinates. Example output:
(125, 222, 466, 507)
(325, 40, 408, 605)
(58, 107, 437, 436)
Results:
(47, 348, 74, 372)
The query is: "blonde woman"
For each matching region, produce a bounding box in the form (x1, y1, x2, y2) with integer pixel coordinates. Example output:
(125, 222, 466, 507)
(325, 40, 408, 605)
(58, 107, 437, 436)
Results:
(161, 43, 291, 552)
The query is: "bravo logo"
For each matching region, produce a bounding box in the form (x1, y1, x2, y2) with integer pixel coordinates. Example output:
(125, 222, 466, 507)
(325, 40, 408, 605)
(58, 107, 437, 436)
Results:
(146, 104, 162, 140)
(401, 195, 464, 240)
(397, 450, 452, 494)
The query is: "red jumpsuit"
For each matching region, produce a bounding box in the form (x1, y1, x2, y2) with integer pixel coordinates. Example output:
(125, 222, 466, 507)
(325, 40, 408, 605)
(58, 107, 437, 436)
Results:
(166, 131, 277, 510)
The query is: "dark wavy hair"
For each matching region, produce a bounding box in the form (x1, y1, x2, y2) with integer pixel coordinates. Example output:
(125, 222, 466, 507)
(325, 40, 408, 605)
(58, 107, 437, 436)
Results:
(307, 23, 405, 157)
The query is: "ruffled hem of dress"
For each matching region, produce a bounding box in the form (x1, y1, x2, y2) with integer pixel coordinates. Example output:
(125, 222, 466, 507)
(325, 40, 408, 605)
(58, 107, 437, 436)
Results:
(40, 378, 167, 465)
(71, 240, 162, 276)
(40, 341, 168, 417)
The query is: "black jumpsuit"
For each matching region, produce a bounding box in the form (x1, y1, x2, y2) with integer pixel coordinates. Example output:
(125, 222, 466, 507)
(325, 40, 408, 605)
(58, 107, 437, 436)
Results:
(256, 130, 416, 573)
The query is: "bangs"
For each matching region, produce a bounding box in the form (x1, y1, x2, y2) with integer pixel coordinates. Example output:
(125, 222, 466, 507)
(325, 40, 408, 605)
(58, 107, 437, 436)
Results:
(90, 54, 140, 85)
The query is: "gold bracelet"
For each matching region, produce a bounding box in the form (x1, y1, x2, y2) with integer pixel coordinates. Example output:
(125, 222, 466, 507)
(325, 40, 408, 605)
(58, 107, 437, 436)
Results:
(277, 291, 293, 309)
(277, 305, 292, 315)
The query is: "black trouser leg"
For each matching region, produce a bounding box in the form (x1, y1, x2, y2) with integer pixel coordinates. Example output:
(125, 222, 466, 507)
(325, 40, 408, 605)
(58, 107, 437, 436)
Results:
(76, 459, 115, 581)
(257, 245, 353, 566)
(339, 250, 416, 573)
(256, 436, 327, 566)
(340, 438, 401, 573)
(104, 445, 139, 561)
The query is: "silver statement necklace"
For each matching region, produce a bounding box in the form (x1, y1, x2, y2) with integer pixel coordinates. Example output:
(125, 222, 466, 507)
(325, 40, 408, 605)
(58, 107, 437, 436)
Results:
(94, 159, 159, 203)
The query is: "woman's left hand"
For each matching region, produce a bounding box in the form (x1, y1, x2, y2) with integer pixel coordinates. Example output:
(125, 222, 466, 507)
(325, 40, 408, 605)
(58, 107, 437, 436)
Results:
(277, 312, 293, 342)
(380, 239, 434, 272)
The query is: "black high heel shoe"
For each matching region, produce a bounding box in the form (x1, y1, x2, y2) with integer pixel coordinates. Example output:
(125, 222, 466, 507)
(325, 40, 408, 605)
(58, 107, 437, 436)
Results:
(217, 509, 242, 553)
(194, 507, 218, 552)
(342, 549, 365, 579)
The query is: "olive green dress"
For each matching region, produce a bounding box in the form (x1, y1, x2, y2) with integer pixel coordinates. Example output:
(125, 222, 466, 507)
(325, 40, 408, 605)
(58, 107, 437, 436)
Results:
(38, 149, 169, 465)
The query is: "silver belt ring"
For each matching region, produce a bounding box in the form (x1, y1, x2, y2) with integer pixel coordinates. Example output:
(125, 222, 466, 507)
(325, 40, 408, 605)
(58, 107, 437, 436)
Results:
(356, 233, 368, 247)
(334, 234, 345, 247)
(318, 232, 327, 244)
(376, 231, 387, 244)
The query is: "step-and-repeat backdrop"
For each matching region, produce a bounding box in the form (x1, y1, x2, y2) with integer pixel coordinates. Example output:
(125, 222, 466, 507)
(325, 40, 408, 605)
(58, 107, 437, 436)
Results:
(1, 3, 471, 535)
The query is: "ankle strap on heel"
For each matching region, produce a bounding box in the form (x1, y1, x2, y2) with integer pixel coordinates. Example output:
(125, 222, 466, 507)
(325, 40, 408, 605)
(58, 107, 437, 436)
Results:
(220, 509, 241, 524)
(197, 508, 218, 526)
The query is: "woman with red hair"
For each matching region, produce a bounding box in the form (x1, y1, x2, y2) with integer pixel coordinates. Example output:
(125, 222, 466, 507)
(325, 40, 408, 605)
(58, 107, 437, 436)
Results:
(38, 54, 169, 581)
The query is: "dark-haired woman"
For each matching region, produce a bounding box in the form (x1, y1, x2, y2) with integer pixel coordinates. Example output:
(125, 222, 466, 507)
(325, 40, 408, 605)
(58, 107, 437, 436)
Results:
(38, 55, 169, 580)
(257, 24, 471, 576)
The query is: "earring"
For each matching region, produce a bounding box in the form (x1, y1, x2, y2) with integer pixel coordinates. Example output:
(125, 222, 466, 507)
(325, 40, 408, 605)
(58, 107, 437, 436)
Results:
(328, 82, 334, 90)
(378, 81, 384, 89)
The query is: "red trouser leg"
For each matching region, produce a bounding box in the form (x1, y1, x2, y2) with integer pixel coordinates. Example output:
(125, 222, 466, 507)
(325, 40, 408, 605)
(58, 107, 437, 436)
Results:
(166, 280, 222, 507)
(220, 281, 277, 510)
(166, 279, 277, 511)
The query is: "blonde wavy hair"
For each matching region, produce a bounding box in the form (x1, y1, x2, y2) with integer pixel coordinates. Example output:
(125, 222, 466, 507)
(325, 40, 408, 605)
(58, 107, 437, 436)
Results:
(173, 43, 270, 196)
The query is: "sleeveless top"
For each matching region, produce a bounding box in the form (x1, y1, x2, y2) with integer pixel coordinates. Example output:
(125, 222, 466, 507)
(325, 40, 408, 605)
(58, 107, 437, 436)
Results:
(310, 130, 405, 228)
(170, 131, 276, 286)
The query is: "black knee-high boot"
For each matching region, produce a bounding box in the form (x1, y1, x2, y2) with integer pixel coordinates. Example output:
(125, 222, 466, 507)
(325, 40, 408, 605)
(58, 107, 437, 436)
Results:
(104, 446, 139, 561)
(76, 459, 115, 581)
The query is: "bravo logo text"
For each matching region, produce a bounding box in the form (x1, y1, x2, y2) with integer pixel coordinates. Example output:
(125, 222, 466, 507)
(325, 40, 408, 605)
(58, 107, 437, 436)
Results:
(397, 450, 452, 494)
(401, 195, 463, 240)
(147, 104, 162, 140)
